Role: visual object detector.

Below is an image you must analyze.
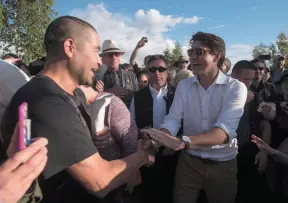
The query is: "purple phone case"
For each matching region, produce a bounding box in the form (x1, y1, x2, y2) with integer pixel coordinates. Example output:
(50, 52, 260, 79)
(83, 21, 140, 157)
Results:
(18, 102, 27, 151)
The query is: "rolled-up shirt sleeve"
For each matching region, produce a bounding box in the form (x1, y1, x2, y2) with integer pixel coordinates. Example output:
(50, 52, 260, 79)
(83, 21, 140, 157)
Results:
(160, 82, 184, 136)
(214, 81, 247, 141)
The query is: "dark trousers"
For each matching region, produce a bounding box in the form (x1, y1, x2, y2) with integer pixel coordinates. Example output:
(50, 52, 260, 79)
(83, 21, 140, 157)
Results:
(236, 143, 272, 203)
(135, 148, 179, 203)
(174, 151, 237, 203)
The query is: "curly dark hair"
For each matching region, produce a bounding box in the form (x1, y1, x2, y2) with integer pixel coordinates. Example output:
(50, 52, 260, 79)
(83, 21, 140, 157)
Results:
(190, 32, 226, 67)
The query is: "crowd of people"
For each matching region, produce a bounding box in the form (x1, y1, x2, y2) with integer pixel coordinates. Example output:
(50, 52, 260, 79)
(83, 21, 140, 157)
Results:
(0, 15, 288, 203)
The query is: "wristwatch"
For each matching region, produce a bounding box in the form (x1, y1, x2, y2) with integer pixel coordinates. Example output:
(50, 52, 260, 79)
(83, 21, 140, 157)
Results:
(181, 136, 191, 150)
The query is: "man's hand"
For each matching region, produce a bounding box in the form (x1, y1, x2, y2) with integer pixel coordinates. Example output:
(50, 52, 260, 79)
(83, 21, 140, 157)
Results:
(251, 135, 277, 155)
(246, 90, 254, 103)
(137, 139, 155, 167)
(0, 138, 48, 203)
(280, 101, 288, 115)
(93, 127, 112, 149)
(254, 151, 268, 174)
(127, 170, 141, 194)
(257, 102, 276, 120)
(140, 128, 182, 150)
(94, 80, 104, 92)
(106, 86, 129, 99)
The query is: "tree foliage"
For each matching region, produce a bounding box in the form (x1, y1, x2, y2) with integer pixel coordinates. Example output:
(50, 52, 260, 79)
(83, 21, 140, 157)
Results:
(253, 32, 288, 67)
(0, 0, 57, 63)
(163, 41, 184, 70)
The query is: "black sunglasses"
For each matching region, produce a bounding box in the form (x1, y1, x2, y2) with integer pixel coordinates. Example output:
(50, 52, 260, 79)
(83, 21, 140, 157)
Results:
(148, 66, 167, 73)
(187, 48, 211, 57)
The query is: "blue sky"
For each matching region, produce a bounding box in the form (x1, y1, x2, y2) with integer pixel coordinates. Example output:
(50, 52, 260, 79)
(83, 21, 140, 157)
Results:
(53, 0, 288, 65)
(54, 0, 287, 45)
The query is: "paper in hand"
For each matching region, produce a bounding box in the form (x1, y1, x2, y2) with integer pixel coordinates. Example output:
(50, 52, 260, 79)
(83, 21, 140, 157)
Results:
(140, 128, 182, 150)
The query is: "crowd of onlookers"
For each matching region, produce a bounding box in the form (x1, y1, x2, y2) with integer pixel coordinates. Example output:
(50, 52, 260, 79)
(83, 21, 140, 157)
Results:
(0, 15, 288, 203)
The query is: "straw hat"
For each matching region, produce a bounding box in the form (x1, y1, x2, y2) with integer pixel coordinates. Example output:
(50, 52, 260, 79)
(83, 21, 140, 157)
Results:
(101, 40, 125, 55)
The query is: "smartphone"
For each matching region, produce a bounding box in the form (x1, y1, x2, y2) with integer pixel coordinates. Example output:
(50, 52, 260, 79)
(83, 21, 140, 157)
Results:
(18, 102, 31, 150)
(141, 37, 148, 43)
(258, 54, 271, 61)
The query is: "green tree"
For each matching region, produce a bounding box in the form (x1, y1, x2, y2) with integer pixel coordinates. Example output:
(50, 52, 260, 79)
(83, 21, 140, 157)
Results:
(276, 32, 288, 55)
(253, 31, 288, 67)
(252, 43, 272, 58)
(163, 41, 184, 70)
(0, 0, 57, 62)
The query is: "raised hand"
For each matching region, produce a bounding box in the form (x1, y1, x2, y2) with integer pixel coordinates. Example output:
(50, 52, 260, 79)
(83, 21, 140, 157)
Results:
(251, 135, 277, 155)
(257, 102, 276, 120)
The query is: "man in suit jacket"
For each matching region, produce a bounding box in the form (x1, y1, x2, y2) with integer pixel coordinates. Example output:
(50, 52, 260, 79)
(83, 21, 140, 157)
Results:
(130, 54, 180, 203)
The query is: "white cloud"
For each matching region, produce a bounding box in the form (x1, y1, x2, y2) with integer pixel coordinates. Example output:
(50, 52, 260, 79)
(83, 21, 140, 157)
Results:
(208, 25, 226, 29)
(182, 16, 201, 24)
(226, 44, 254, 67)
(70, 3, 253, 69)
(70, 3, 201, 66)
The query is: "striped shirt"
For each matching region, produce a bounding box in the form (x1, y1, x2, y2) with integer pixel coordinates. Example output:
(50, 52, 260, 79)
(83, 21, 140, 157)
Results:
(91, 92, 138, 160)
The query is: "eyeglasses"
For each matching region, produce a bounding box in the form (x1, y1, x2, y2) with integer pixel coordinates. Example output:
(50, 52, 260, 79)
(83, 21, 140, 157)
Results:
(187, 48, 211, 57)
(148, 66, 167, 73)
(139, 80, 148, 84)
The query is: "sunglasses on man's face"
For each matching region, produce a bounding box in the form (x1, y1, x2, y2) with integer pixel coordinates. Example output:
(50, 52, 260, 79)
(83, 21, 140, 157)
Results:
(187, 47, 211, 57)
(148, 66, 167, 73)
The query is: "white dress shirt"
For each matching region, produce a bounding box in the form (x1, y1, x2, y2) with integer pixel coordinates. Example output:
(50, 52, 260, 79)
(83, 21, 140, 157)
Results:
(130, 84, 168, 129)
(160, 71, 247, 161)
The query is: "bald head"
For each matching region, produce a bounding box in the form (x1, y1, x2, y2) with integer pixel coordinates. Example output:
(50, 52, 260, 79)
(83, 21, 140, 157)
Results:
(44, 16, 97, 55)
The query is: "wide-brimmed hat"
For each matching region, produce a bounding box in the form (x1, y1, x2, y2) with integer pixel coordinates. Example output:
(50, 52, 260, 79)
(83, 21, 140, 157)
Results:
(101, 40, 125, 56)
(174, 56, 189, 66)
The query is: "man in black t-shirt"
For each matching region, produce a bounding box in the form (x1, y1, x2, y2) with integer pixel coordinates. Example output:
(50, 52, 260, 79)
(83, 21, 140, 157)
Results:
(1, 16, 153, 203)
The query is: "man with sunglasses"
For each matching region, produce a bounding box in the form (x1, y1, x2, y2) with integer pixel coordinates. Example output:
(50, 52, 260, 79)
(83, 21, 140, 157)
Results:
(250, 59, 277, 102)
(157, 32, 247, 203)
(101, 40, 139, 107)
(130, 55, 180, 203)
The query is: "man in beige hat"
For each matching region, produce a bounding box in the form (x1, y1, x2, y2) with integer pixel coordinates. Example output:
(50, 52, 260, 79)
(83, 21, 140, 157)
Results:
(101, 39, 139, 107)
(174, 56, 189, 71)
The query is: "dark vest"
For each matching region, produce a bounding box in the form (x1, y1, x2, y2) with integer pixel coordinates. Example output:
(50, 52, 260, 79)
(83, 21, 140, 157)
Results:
(134, 86, 175, 129)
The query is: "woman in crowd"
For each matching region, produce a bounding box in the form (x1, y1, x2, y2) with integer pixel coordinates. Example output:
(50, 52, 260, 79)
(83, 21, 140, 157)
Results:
(79, 81, 140, 202)
(137, 71, 149, 90)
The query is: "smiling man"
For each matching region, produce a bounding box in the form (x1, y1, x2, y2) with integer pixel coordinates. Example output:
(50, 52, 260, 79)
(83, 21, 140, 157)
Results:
(1, 16, 154, 203)
(159, 32, 247, 203)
